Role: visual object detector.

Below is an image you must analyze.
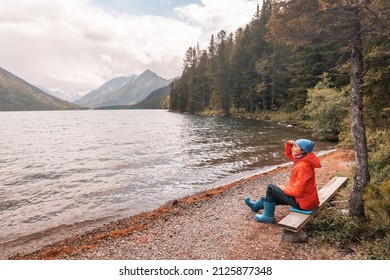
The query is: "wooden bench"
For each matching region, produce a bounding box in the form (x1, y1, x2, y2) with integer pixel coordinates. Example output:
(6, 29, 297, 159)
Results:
(278, 176, 348, 242)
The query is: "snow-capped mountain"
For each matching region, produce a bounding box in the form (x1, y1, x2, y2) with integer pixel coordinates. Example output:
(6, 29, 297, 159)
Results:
(37, 85, 83, 103)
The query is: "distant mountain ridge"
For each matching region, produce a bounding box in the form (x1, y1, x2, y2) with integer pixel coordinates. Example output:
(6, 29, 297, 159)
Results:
(97, 84, 171, 110)
(75, 70, 172, 108)
(0, 67, 81, 111)
(74, 76, 133, 107)
(37, 85, 83, 102)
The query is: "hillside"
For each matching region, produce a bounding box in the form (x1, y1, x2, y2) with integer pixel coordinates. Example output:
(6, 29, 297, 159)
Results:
(97, 84, 170, 110)
(130, 85, 170, 109)
(75, 70, 171, 108)
(0, 67, 81, 111)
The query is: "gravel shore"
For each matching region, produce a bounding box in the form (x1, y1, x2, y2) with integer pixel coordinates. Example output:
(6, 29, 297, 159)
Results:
(9, 149, 355, 260)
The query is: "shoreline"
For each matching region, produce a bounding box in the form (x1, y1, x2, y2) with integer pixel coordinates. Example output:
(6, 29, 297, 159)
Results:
(7, 148, 354, 260)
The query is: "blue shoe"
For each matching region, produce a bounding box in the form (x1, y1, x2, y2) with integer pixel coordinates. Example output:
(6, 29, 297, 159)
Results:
(244, 197, 264, 212)
(255, 201, 275, 224)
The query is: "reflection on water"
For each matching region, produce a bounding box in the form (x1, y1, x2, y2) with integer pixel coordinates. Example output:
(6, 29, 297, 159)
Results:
(0, 110, 333, 244)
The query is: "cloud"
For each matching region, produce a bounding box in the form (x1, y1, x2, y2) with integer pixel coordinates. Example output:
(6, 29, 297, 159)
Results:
(175, 0, 259, 37)
(0, 0, 259, 93)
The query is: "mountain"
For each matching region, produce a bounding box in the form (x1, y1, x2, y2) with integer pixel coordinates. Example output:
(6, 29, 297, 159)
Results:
(129, 85, 170, 109)
(0, 67, 81, 111)
(75, 76, 133, 107)
(37, 85, 83, 103)
(75, 70, 171, 108)
(97, 84, 171, 110)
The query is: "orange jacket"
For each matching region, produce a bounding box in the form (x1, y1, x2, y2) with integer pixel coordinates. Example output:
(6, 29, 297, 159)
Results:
(283, 142, 321, 210)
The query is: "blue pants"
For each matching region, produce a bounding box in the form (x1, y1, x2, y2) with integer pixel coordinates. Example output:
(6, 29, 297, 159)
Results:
(265, 184, 301, 209)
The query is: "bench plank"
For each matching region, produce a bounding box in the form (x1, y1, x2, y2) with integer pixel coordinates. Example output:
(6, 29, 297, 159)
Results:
(278, 176, 348, 232)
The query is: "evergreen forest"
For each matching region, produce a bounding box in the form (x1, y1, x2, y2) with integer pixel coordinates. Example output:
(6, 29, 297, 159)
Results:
(170, 0, 389, 258)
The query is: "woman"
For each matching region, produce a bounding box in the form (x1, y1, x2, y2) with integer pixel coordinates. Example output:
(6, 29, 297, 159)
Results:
(245, 139, 321, 223)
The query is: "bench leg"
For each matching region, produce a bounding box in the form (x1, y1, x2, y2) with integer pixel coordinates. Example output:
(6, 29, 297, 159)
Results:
(281, 229, 308, 243)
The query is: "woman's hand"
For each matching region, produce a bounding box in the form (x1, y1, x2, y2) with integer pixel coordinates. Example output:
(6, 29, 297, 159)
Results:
(286, 140, 295, 145)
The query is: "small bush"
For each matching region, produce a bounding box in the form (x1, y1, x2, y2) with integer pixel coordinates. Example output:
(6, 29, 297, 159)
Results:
(302, 73, 349, 141)
(363, 129, 390, 226)
(366, 129, 390, 185)
(364, 179, 390, 227)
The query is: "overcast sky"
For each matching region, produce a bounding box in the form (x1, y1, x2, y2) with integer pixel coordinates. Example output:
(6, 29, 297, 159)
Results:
(1, 0, 261, 95)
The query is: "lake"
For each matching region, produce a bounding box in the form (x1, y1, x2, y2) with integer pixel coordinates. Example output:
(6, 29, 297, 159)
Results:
(0, 110, 334, 245)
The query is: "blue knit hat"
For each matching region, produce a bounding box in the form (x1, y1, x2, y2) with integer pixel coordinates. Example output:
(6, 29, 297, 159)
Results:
(295, 139, 315, 153)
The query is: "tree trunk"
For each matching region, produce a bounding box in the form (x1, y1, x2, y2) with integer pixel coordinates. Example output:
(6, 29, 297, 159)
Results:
(271, 44, 276, 110)
(348, 7, 370, 218)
